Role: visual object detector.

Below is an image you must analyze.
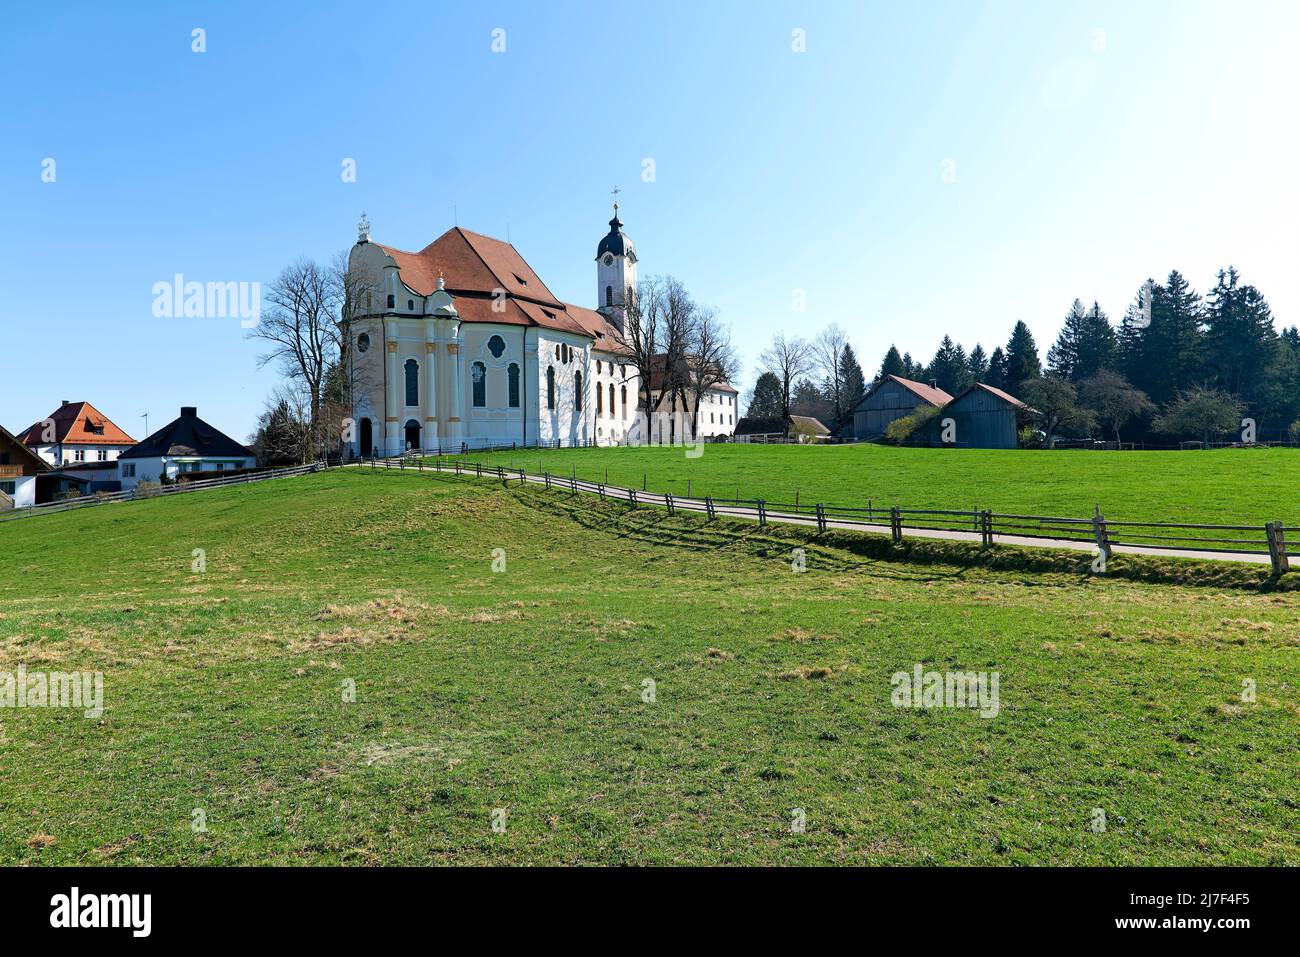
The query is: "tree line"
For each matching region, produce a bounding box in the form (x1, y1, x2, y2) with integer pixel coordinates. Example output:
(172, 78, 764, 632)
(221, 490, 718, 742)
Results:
(746, 267, 1300, 446)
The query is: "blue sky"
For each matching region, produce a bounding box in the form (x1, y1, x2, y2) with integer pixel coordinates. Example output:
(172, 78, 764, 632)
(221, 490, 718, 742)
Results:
(2, 0, 1297, 439)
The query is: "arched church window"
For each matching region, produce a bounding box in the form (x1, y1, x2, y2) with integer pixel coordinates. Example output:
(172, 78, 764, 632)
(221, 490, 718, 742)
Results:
(547, 367, 556, 410)
(488, 335, 506, 359)
(574, 371, 583, 412)
(407, 299, 414, 311)
(596, 383, 603, 414)
(608, 383, 614, 417)
(356, 333, 370, 353)
(508, 363, 520, 408)
(404, 359, 419, 406)
(472, 362, 486, 407)
(387, 294, 395, 309)
(620, 384, 627, 419)
(554, 345, 560, 360)
(605, 285, 613, 307)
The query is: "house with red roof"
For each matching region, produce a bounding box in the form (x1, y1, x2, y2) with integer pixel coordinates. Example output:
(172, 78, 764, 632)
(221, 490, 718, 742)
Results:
(344, 207, 734, 455)
(18, 400, 136, 468)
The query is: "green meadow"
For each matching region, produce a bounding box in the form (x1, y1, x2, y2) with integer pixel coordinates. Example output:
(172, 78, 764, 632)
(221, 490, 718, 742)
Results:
(438, 443, 1300, 526)
(1, 468, 1297, 865)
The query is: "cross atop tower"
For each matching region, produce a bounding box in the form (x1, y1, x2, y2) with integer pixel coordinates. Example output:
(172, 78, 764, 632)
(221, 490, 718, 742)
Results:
(611, 185, 621, 214)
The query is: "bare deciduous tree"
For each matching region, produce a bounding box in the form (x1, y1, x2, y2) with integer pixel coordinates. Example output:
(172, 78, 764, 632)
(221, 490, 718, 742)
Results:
(248, 258, 342, 458)
(812, 324, 850, 430)
(687, 306, 738, 436)
(760, 332, 813, 421)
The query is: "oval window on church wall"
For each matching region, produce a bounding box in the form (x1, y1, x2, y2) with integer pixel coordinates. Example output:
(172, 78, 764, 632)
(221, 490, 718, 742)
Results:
(488, 335, 505, 358)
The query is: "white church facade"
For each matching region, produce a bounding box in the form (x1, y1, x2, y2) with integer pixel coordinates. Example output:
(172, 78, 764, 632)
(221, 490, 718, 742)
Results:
(343, 208, 736, 457)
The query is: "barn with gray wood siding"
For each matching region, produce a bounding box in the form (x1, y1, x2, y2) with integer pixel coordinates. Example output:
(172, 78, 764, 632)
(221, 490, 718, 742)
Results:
(925, 382, 1031, 449)
(851, 375, 952, 440)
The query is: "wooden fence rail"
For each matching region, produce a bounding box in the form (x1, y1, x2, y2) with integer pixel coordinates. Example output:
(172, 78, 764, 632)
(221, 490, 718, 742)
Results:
(0, 464, 323, 523)
(364, 454, 1294, 575)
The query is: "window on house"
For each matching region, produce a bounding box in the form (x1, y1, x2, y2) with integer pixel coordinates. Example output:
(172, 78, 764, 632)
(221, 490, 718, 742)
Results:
(472, 362, 486, 407)
(605, 285, 613, 306)
(405, 358, 419, 406)
(508, 363, 520, 408)
(123, 464, 136, 478)
(513, 273, 528, 287)
(574, 371, 583, 412)
(488, 335, 506, 358)
(0, 481, 14, 495)
(387, 294, 395, 309)
(407, 299, 415, 311)
(547, 367, 556, 410)
(97, 450, 108, 461)
(74, 449, 85, 462)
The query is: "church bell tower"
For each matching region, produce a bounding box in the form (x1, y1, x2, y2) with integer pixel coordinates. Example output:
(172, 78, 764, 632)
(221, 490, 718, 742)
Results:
(596, 201, 636, 333)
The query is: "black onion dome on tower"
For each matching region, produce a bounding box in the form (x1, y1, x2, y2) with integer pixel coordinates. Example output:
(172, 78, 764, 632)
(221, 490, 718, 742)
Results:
(596, 207, 635, 261)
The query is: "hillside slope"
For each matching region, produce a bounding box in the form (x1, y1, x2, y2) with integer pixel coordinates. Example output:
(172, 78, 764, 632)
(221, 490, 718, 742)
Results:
(1, 470, 1297, 865)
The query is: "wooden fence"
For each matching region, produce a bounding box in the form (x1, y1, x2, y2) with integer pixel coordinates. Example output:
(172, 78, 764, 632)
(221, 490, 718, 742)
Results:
(0, 463, 323, 523)
(364, 455, 1295, 576)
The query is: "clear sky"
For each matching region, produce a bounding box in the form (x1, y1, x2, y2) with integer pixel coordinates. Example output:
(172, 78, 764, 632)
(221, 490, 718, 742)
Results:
(2, 0, 1297, 439)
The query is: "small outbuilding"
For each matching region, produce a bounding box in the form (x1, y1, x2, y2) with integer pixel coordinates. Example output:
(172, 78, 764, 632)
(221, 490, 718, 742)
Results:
(851, 375, 952, 441)
(916, 382, 1032, 449)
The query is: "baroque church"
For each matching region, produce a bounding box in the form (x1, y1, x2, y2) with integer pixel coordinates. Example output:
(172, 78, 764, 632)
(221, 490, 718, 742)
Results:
(344, 208, 737, 456)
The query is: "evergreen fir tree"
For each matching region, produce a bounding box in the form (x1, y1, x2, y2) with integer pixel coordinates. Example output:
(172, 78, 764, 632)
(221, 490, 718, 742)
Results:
(1203, 266, 1277, 405)
(1047, 299, 1088, 379)
(967, 343, 989, 382)
(877, 345, 907, 381)
(986, 346, 1007, 388)
(839, 344, 867, 424)
(1004, 321, 1042, 396)
(746, 371, 785, 418)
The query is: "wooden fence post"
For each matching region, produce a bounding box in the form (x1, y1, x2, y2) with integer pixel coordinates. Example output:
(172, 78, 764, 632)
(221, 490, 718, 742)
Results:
(518, 468, 525, 485)
(1266, 522, 1290, 575)
(544, 471, 551, 490)
(757, 499, 767, 526)
(628, 488, 638, 506)
(705, 496, 715, 521)
(1093, 505, 1112, 560)
(598, 484, 606, 501)
(666, 492, 675, 515)
(890, 506, 902, 544)
(569, 474, 577, 493)
(816, 502, 826, 533)
(981, 510, 993, 547)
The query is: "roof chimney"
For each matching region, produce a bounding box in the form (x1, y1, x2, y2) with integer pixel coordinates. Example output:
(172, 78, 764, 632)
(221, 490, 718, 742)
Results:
(930, 380, 938, 390)
(181, 406, 197, 417)
(61, 399, 69, 407)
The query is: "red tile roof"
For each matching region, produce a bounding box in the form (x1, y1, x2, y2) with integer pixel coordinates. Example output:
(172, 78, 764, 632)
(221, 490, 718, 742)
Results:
(372, 227, 631, 349)
(879, 375, 953, 407)
(17, 401, 135, 448)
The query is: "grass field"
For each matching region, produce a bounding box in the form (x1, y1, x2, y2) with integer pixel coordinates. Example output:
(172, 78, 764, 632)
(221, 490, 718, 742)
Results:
(437, 443, 1300, 527)
(1, 469, 1298, 865)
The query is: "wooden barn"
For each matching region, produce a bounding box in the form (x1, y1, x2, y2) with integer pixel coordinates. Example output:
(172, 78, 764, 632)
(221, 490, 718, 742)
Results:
(851, 375, 952, 440)
(925, 383, 1031, 449)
